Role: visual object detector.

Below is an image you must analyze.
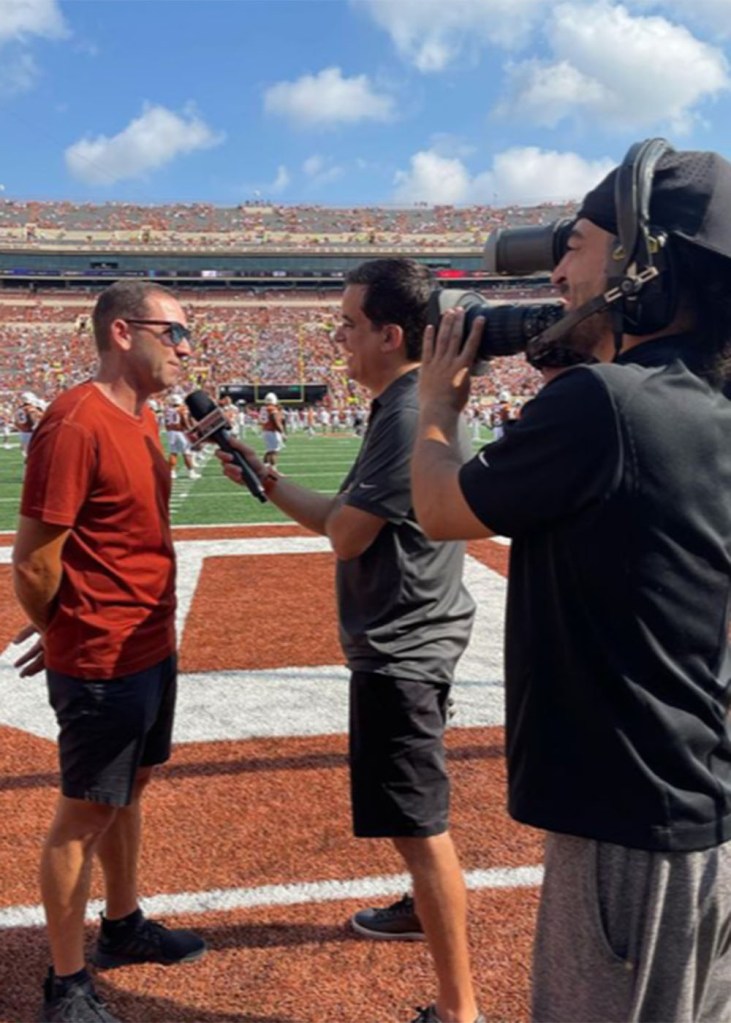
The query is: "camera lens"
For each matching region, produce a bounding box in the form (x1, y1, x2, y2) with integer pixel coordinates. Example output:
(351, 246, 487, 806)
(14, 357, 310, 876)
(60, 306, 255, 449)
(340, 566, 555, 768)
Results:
(483, 218, 575, 275)
(427, 288, 565, 370)
(465, 301, 566, 358)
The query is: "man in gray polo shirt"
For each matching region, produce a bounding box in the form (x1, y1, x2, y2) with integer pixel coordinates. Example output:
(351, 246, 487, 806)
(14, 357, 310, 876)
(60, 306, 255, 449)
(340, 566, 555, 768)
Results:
(217, 258, 481, 1023)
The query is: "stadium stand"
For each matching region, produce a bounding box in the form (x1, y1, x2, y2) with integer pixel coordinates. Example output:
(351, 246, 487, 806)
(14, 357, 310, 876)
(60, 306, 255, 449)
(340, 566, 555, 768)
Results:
(0, 199, 578, 252)
(0, 200, 565, 431)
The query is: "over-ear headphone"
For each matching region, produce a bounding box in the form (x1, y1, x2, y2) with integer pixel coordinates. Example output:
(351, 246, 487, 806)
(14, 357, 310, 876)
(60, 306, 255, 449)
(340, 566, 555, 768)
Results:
(526, 137, 682, 367)
(609, 137, 678, 336)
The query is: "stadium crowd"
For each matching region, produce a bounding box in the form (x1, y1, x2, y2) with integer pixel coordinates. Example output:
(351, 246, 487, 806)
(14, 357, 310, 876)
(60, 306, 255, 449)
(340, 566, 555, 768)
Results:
(0, 197, 566, 437)
(0, 289, 544, 442)
(0, 198, 578, 251)
(0, 191, 569, 436)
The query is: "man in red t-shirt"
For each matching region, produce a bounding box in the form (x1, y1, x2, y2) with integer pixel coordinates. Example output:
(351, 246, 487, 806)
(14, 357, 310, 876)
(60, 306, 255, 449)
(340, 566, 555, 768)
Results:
(13, 281, 206, 1023)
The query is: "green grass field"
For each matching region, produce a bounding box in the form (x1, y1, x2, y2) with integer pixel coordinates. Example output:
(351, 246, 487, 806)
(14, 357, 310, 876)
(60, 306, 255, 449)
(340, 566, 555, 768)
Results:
(0, 427, 493, 532)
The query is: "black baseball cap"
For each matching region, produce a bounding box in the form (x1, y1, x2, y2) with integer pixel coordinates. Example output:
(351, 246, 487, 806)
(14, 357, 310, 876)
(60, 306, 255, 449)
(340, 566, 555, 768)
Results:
(578, 145, 731, 260)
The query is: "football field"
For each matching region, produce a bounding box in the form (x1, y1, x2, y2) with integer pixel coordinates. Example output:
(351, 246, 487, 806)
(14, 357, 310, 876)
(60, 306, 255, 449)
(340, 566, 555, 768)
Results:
(0, 431, 364, 532)
(0, 427, 495, 533)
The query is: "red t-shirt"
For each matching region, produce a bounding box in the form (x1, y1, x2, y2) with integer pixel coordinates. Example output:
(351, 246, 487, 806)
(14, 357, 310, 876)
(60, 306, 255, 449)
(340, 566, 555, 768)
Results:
(21, 382, 176, 679)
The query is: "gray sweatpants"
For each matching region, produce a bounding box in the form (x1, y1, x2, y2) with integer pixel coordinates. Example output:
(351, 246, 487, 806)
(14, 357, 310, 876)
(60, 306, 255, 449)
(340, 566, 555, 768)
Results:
(532, 832, 731, 1023)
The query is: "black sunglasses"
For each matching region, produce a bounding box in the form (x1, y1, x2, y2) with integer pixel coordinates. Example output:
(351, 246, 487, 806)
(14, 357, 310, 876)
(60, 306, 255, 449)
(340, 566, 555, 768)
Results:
(125, 319, 192, 347)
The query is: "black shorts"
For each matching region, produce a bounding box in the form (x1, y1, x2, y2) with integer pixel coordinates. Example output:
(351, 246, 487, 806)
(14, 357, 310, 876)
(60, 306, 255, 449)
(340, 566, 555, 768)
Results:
(47, 655, 177, 807)
(349, 670, 451, 838)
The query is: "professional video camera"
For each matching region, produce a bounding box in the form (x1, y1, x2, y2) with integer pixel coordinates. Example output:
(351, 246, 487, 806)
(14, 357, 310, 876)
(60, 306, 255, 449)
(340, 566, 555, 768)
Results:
(427, 217, 573, 371)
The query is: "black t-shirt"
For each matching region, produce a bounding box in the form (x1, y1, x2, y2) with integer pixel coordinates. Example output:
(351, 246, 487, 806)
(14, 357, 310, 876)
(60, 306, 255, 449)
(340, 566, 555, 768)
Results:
(337, 369, 475, 682)
(460, 336, 731, 851)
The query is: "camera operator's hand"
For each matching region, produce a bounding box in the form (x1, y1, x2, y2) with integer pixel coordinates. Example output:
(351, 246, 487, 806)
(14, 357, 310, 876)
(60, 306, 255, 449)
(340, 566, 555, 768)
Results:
(413, 308, 492, 541)
(419, 308, 484, 416)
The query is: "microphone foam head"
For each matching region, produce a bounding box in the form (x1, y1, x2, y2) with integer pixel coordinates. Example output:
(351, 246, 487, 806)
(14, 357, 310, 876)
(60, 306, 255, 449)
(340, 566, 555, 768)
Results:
(185, 390, 216, 421)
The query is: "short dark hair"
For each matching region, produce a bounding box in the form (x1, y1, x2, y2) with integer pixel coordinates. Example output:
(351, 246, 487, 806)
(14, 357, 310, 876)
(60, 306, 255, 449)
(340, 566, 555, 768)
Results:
(345, 258, 433, 361)
(91, 281, 176, 353)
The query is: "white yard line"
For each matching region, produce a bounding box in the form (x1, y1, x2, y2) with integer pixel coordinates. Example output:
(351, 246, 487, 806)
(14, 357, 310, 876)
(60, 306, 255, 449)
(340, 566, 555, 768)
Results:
(0, 865, 542, 930)
(168, 448, 215, 512)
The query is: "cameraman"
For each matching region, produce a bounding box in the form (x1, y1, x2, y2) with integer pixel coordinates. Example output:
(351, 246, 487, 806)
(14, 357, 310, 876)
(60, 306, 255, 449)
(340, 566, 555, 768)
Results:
(412, 146, 731, 1022)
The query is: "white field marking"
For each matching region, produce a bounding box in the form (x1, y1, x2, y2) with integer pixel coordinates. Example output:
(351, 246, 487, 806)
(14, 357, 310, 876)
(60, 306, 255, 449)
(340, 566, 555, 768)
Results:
(277, 446, 358, 452)
(155, 522, 508, 539)
(266, 471, 356, 477)
(0, 864, 543, 930)
(169, 448, 214, 511)
(236, 455, 358, 466)
(0, 518, 508, 540)
(273, 452, 359, 461)
(0, 539, 507, 742)
(172, 488, 345, 503)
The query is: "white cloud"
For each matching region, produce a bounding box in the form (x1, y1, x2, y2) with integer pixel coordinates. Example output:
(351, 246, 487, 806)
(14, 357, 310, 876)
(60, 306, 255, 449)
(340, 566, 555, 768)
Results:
(393, 145, 615, 205)
(303, 155, 325, 177)
(393, 150, 474, 203)
(0, 0, 68, 97)
(264, 66, 395, 127)
(302, 154, 343, 186)
(269, 165, 290, 194)
(0, 0, 67, 44)
(64, 103, 224, 186)
(484, 147, 615, 204)
(353, 0, 544, 71)
(498, 59, 610, 128)
(497, 2, 729, 133)
(631, 1, 731, 40)
(0, 49, 38, 94)
(241, 165, 291, 199)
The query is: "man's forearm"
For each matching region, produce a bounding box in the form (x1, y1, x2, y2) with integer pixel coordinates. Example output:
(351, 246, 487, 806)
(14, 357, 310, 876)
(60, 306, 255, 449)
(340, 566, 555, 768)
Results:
(266, 477, 338, 535)
(323, 493, 348, 539)
(13, 559, 62, 631)
(12, 519, 70, 632)
(418, 397, 463, 449)
(412, 403, 471, 539)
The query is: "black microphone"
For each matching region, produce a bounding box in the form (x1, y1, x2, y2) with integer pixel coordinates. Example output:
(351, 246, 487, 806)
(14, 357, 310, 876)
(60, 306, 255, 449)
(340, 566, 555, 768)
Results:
(184, 390, 267, 503)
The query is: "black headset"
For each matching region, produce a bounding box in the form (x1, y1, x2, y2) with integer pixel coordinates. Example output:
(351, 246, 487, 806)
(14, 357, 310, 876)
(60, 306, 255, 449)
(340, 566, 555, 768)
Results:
(608, 136, 678, 336)
(527, 136, 679, 367)
(527, 136, 678, 368)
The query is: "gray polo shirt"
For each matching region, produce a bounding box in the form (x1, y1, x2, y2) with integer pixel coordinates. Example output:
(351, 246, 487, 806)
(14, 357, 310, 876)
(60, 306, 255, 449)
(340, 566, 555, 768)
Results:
(336, 369, 475, 682)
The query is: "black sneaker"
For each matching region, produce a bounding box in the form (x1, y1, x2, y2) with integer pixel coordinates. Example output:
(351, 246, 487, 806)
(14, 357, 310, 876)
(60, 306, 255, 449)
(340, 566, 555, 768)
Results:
(350, 893, 425, 941)
(409, 1006, 486, 1023)
(39, 969, 120, 1023)
(92, 910, 206, 970)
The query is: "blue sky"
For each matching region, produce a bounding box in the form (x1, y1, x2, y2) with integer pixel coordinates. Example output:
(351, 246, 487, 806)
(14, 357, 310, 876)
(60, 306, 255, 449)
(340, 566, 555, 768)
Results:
(1, 0, 731, 206)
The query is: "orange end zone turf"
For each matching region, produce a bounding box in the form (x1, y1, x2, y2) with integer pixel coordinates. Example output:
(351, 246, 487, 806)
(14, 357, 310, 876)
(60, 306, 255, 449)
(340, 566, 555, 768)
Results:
(0, 527, 539, 1023)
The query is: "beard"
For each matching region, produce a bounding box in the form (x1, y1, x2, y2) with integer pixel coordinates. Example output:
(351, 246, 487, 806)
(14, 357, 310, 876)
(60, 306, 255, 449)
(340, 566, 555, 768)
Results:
(526, 305, 614, 368)
(561, 304, 614, 358)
